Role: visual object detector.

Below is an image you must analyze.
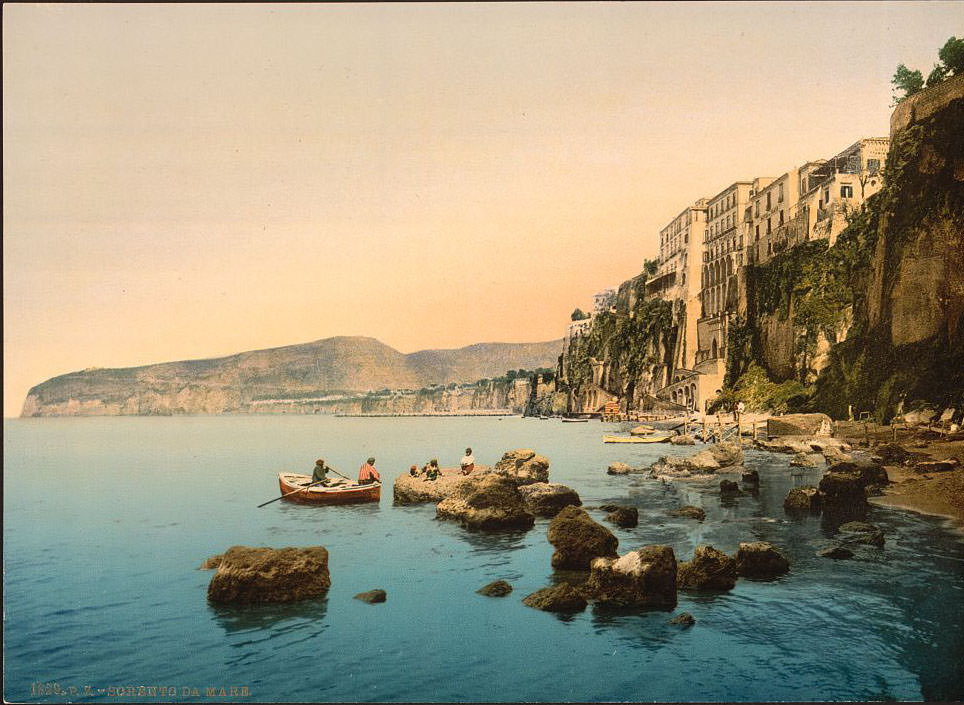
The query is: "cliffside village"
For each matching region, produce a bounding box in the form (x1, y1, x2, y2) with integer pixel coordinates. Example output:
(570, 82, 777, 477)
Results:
(560, 136, 891, 416)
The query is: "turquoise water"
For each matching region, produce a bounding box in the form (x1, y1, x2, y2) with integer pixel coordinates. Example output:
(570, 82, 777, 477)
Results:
(3, 416, 963, 702)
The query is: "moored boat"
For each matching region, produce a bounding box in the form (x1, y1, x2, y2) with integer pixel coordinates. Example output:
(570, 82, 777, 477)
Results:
(603, 434, 671, 444)
(561, 417, 590, 423)
(277, 473, 381, 505)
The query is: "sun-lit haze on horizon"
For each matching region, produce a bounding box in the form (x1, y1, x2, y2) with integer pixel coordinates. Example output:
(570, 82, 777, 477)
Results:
(3, 2, 961, 417)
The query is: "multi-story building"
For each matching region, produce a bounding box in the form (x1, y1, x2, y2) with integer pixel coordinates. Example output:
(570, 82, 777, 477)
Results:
(593, 289, 616, 313)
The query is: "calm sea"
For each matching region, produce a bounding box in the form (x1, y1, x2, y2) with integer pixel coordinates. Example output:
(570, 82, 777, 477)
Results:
(3, 416, 963, 702)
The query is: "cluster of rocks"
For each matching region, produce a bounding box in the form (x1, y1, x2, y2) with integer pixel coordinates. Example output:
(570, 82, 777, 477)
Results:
(784, 459, 890, 518)
(647, 442, 745, 479)
(518, 506, 790, 614)
(393, 449, 583, 531)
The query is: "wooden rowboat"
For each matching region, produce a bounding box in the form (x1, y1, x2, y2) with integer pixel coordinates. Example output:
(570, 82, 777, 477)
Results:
(277, 473, 381, 505)
(561, 417, 590, 423)
(603, 434, 671, 444)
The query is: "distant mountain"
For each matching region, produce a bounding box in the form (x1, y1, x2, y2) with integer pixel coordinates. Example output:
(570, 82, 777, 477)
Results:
(21, 336, 563, 416)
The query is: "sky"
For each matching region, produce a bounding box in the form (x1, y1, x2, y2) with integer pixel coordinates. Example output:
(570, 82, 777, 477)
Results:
(3, 2, 961, 417)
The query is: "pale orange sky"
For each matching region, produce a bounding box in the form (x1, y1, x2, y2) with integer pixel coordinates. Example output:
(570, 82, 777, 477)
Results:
(3, 2, 961, 416)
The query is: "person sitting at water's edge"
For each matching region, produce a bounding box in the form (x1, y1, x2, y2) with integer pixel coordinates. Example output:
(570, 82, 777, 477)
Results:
(312, 459, 331, 486)
(409, 464, 420, 478)
(358, 457, 381, 485)
(460, 447, 475, 475)
(423, 458, 440, 482)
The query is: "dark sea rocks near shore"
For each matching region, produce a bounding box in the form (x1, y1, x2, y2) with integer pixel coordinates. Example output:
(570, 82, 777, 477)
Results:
(784, 486, 823, 514)
(546, 506, 619, 570)
(602, 504, 639, 528)
(522, 583, 587, 613)
(677, 545, 737, 591)
(669, 505, 706, 521)
(436, 474, 535, 531)
(518, 482, 581, 517)
(819, 460, 889, 516)
(583, 545, 678, 608)
(734, 542, 790, 580)
(206, 546, 331, 604)
(354, 589, 387, 604)
(477, 580, 513, 597)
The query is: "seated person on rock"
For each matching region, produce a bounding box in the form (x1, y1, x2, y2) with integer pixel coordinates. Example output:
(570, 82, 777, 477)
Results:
(409, 464, 420, 478)
(312, 458, 331, 486)
(460, 447, 475, 475)
(358, 457, 381, 485)
(423, 458, 440, 482)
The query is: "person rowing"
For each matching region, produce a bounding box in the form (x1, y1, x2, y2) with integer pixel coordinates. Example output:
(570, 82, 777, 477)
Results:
(358, 457, 381, 485)
(312, 458, 332, 486)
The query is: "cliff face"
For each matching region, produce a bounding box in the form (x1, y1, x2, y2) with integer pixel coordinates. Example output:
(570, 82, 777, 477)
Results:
(22, 337, 562, 417)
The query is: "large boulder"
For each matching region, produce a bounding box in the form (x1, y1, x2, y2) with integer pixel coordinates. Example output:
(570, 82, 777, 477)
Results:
(583, 545, 678, 608)
(522, 583, 587, 613)
(734, 542, 789, 580)
(436, 475, 535, 531)
(518, 482, 581, 517)
(393, 469, 479, 505)
(767, 413, 833, 437)
(607, 462, 635, 475)
(492, 449, 550, 486)
(784, 486, 822, 514)
(819, 460, 889, 515)
(649, 442, 744, 478)
(677, 545, 737, 591)
(207, 546, 331, 604)
(546, 506, 619, 570)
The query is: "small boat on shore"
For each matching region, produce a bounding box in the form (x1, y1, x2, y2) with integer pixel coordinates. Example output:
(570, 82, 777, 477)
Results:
(562, 417, 590, 423)
(277, 473, 381, 505)
(603, 434, 671, 444)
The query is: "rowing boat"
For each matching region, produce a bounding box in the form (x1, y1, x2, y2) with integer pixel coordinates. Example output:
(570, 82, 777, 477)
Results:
(603, 434, 671, 444)
(562, 418, 590, 423)
(277, 473, 381, 505)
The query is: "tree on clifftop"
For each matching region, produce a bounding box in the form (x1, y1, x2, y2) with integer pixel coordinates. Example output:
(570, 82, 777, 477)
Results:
(893, 37, 964, 101)
(571, 308, 590, 321)
(892, 64, 924, 104)
(938, 36, 964, 75)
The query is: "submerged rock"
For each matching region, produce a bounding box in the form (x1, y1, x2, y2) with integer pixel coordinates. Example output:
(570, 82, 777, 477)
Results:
(518, 482, 581, 517)
(668, 612, 695, 627)
(677, 545, 737, 591)
(741, 469, 760, 485)
(492, 449, 550, 486)
(436, 474, 535, 531)
(354, 589, 386, 604)
(839, 521, 885, 547)
(206, 546, 331, 604)
(477, 580, 513, 597)
(604, 505, 639, 528)
(734, 542, 789, 580)
(584, 545, 678, 608)
(546, 506, 619, 570)
(817, 544, 855, 559)
(720, 479, 742, 496)
(670, 506, 706, 521)
(784, 486, 822, 514)
(522, 583, 587, 612)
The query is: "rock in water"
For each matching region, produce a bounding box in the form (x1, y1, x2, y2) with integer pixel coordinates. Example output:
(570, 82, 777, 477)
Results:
(784, 486, 822, 514)
(767, 413, 833, 437)
(720, 479, 742, 496)
(871, 443, 912, 465)
(677, 545, 737, 591)
(354, 589, 387, 604)
(492, 449, 550, 486)
(670, 506, 706, 521)
(392, 469, 479, 505)
(734, 542, 790, 580)
(817, 545, 855, 559)
(521, 583, 587, 613)
(605, 505, 639, 528)
(477, 580, 513, 597)
(546, 506, 619, 570)
(207, 546, 331, 604)
(436, 474, 535, 531)
(518, 483, 581, 517)
(584, 545, 678, 608)
(199, 554, 223, 570)
(839, 521, 885, 547)
(819, 460, 889, 516)
(607, 462, 634, 475)
(790, 452, 823, 467)
(649, 442, 744, 478)
(668, 612, 696, 627)
(741, 469, 760, 485)
(670, 434, 697, 446)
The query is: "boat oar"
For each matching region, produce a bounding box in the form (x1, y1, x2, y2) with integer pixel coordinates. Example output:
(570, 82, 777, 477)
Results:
(257, 478, 328, 508)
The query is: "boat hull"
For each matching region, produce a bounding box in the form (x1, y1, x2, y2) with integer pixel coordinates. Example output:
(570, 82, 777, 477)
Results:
(603, 434, 671, 444)
(277, 473, 381, 505)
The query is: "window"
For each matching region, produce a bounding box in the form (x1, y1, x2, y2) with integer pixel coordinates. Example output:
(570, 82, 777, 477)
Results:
(755, 201, 760, 217)
(755, 225, 760, 241)
(840, 184, 853, 198)
(823, 188, 830, 203)
(767, 218, 771, 235)
(766, 192, 771, 210)
(778, 183, 784, 203)
(779, 211, 784, 225)
(867, 158, 880, 174)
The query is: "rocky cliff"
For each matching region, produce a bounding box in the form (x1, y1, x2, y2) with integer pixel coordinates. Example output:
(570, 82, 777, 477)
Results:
(22, 337, 562, 417)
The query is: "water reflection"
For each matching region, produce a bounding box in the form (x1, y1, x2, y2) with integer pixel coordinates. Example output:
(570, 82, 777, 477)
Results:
(209, 597, 329, 635)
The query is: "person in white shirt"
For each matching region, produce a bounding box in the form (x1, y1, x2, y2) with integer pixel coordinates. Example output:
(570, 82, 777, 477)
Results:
(460, 447, 475, 475)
